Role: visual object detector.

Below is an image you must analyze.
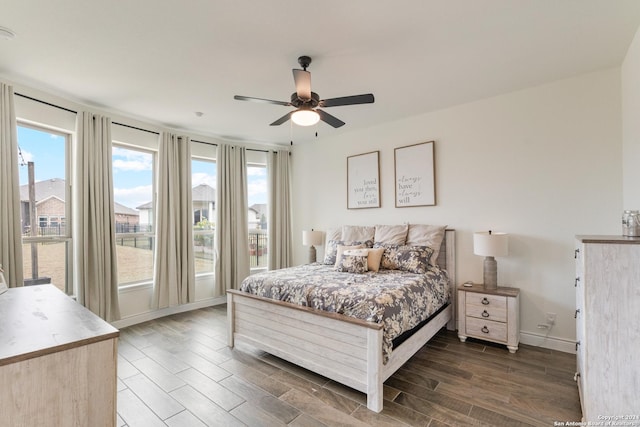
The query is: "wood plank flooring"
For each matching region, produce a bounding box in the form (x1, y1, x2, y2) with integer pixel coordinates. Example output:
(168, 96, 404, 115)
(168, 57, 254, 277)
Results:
(116, 305, 582, 426)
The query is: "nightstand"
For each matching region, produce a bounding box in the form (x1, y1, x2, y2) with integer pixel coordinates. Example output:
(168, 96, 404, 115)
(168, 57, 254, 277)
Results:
(457, 283, 520, 353)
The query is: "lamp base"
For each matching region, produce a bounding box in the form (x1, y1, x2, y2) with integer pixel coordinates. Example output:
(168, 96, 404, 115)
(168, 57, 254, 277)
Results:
(483, 256, 498, 290)
(308, 245, 317, 264)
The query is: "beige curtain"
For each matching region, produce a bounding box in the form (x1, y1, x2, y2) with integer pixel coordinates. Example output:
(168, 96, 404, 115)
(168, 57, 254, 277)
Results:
(268, 149, 293, 270)
(74, 112, 120, 321)
(0, 83, 24, 287)
(152, 132, 195, 308)
(214, 144, 249, 295)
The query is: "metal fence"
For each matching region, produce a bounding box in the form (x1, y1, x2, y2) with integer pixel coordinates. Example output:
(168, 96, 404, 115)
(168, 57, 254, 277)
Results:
(249, 230, 268, 268)
(24, 223, 268, 269)
(114, 223, 268, 268)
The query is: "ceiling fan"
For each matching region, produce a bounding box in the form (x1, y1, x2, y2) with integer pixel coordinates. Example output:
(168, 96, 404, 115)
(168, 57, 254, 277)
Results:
(234, 55, 374, 128)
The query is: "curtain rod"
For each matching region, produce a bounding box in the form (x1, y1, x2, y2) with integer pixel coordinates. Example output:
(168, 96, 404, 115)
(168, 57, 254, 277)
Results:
(15, 93, 289, 154)
(112, 121, 159, 135)
(192, 139, 288, 154)
(15, 93, 78, 114)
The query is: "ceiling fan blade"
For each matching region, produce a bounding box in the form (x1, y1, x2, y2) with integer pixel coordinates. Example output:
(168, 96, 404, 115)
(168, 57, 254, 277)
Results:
(234, 95, 291, 107)
(292, 69, 311, 100)
(316, 109, 345, 128)
(270, 111, 294, 126)
(319, 93, 375, 108)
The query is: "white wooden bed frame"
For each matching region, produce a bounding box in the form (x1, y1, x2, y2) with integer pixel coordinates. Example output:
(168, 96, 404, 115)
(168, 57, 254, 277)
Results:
(227, 229, 456, 413)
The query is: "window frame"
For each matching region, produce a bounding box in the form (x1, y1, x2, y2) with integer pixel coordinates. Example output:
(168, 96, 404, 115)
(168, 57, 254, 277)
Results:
(17, 121, 73, 294)
(112, 142, 157, 288)
(191, 153, 216, 278)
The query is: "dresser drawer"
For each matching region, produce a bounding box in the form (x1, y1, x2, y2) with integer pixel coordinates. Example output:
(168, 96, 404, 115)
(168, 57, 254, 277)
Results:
(465, 317, 508, 343)
(466, 293, 507, 322)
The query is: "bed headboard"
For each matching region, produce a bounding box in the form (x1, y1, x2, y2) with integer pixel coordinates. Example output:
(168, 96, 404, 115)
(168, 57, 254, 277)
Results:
(440, 229, 456, 330)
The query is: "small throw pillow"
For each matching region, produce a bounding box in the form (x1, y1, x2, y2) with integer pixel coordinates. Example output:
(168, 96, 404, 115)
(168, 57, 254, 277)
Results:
(335, 249, 369, 274)
(366, 247, 385, 272)
(323, 239, 373, 265)
(334, 244, 366, 267)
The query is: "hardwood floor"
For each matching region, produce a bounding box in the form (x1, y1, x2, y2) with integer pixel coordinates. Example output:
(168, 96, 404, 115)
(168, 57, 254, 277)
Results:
(116, 305, 581, 426)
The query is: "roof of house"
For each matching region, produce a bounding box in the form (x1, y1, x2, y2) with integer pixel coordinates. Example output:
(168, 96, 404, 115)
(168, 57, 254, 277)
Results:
(250, 203, 267, 217)
(20, 178, 138, 216)
(137, 183, 216, 210)
(20, 178, 65, 203)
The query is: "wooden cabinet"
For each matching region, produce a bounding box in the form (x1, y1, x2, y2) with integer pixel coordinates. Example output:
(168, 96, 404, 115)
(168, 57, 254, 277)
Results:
(0, 285, 119, 427)
(457, 284, 520, 353)
(574, 236, 640, 420)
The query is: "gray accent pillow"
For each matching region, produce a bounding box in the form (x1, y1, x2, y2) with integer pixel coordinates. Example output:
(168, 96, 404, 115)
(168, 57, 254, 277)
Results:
(373, 243, 434, 274)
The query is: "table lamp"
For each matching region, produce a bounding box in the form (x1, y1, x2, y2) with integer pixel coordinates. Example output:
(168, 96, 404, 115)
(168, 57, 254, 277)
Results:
(302, 229, 323, 263)
(473, 230, 509, 290)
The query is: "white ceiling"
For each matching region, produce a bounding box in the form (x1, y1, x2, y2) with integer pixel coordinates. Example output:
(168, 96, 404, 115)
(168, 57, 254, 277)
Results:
(1, 1, 640, 145)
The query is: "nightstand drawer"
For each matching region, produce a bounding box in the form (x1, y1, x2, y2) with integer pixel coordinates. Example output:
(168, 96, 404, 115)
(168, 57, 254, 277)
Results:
(465, 317, 508, 342)
(465, 304, 507, 322)
(465, 293, 507, 322)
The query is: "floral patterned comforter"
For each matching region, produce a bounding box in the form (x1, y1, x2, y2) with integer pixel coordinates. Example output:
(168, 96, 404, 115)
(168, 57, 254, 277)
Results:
(239, 263, 450, 364)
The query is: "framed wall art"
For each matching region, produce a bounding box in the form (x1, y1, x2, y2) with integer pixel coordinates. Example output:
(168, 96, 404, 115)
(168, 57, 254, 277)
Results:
(347, 151, 380, 209)
(394, 141, 435, 207)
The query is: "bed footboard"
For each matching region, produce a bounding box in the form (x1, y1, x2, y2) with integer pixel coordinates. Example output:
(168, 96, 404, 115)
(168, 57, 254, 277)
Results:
(227, 290, 384, 412)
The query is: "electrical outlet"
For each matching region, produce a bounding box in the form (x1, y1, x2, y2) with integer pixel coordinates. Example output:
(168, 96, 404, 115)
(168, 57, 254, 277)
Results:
(546, 312, 557, 325)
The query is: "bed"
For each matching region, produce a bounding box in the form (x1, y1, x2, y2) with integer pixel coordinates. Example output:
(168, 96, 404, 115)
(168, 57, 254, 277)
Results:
(227, 228, 456, 412)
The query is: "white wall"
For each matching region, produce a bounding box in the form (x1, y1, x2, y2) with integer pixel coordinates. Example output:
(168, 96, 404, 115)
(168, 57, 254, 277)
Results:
(622, 26, 640, 209)
(292, 68, 623, 352)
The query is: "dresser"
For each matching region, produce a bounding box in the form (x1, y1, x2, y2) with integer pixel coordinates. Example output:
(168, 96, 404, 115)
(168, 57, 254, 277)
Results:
(574, 236, 640, 420)
(457, 283, 520, 353)
(0, 285, 119, 427)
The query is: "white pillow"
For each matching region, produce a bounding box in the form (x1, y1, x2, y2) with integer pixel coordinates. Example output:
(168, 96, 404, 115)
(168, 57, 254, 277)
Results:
(406, 224, 447, 265)
(341, 225, 375, 242)
(374, 224, 408, 245)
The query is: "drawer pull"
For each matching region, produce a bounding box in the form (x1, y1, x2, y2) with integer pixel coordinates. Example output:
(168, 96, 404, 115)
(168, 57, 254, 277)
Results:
(574, 309, 580, 319)
(574, 372, 581, 381)
(575, 341, 580, 351)
(481, 297, 490, 305)
(481, 310, 490, 318)
(481, 326, 490, 334)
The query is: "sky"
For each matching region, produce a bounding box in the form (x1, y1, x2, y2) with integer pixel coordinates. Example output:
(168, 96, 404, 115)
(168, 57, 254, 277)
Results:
(17, 126, 268, 210)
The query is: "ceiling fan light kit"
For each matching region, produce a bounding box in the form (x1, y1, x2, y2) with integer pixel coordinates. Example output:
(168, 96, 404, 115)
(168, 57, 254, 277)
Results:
(291, 109, 320, 126)
(234, 55, 374, 128)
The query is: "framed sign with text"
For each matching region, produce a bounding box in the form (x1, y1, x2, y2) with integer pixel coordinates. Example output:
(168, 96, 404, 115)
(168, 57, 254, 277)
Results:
(347, 151, 380, 209)
(394, 141, 435, 207)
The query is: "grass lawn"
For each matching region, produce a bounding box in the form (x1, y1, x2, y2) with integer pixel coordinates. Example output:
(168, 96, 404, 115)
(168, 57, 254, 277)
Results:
(23, 242, 214, 292)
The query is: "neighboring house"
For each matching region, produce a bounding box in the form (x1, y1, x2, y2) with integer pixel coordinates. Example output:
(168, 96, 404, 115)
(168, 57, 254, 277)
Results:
(137, 183, 217, 229)
(114, 203, 141, 233)
(20, 178, 139, 234)
(192, 183, 216, 225)
(136, 184, 264, 230)
(250, 203, 267, 229)
(248, 206, 260, 230)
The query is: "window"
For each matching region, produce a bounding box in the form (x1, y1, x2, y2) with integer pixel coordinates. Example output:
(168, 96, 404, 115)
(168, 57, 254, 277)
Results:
(18, 124, 71, 293)
(112, 145, 155, 286)
(192, 158, 216, 275)
(247, 164, 268, 270)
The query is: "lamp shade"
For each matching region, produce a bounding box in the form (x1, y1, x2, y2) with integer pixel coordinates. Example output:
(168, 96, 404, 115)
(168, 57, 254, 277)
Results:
(302, 230, 323, 246)
(473, 231, 508, 257)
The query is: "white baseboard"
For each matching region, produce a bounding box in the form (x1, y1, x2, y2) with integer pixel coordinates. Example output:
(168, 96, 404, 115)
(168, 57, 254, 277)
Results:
(111, 296, 226, 329)
(520, 330, 576, 354)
